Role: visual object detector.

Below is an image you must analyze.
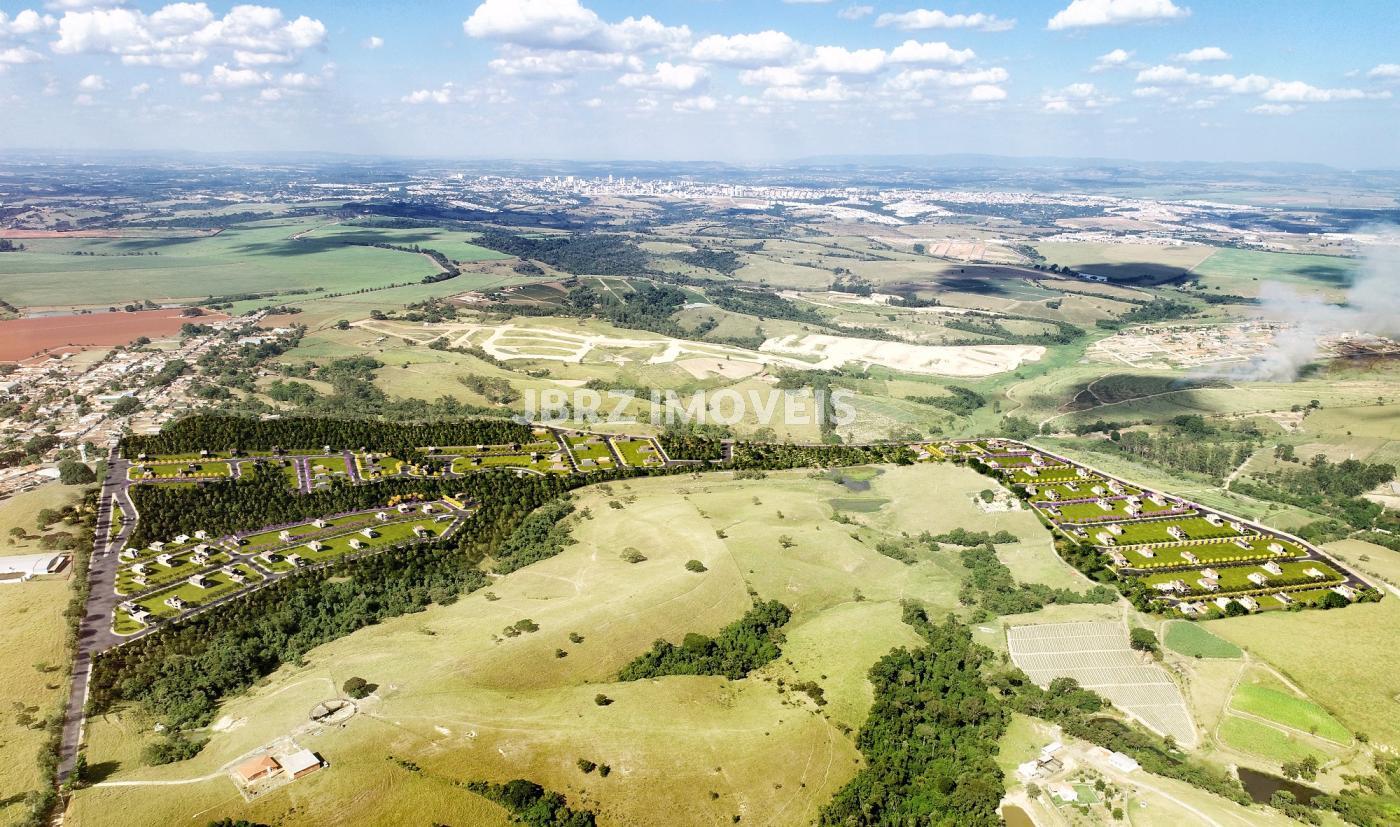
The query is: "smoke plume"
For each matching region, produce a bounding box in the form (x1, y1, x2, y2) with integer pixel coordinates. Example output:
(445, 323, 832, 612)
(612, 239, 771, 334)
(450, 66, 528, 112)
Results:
(1205, 225, 1400, 381)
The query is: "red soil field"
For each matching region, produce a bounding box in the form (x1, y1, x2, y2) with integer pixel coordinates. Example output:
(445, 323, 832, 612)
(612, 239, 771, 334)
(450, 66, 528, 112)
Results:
(0, 309, 229, 362)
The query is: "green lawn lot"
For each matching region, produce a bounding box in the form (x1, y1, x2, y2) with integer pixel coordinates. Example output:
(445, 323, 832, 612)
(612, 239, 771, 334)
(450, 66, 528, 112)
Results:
(1163, 621, 1242, 659)
(1121, 537, 1306, 570)
(116, 549, 232, 595)
(132, 563, 265, 619)
(980, 454, 1048, 468)
(431, 441, 559, 457)
(451, 453, 566, 474)
(127, 461, 233, 481)
(276, 519, 448, 566)
(1143, 560, 1343, 596)
(308, 455, 350, 476)
(1008, 467, 1087, 484)
(1053, 497, 1178, 521)
(942, 442, 987, 457)
(613, 437, 664, 467)
(1026, 481, 1142, 502)
(1109, 516, 1246, 546)
(566, 435, 616, 468)
(120, 536, 215, 563)
(356, 454, 404, 479)
(1229, 683, 1351, 743)
(239, 511, 384, 551)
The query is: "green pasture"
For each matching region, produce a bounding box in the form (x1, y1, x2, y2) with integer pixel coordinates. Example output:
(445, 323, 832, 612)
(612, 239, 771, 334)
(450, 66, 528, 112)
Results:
(297, 223, 511, 263)
(1218, 716, 1331, 765)
(0, 221, 444, 308)
(1229, 676, 1350, 744)
(1163, 621, 1242, 659)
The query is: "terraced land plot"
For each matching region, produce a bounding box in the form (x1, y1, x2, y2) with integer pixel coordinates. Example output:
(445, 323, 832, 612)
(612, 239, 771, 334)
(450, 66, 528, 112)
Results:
(128, 461, 233, 481)
(1007, 621, 1196, 747)
(1122, 538, 1305, 570)
(612, 437, 665, 467)
(451, 453, 567, 474)
(1028, 482, 1141, 502)
(1053, 499, 1179, 521)
(1108, 516, 1247, 546)
(565, 435, 616, 470)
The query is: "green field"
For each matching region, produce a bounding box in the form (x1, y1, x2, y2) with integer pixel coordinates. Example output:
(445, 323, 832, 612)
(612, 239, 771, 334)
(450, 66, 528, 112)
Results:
(0, 221, 445, 308)
(0, 579, 70, 826)
(1191, 247, 1359, 298)
(1213, 599, 1399, 746)
(1163, 621, 1242, 659)
(1218, 715, 1331, 765)
(297, 223, 512, 263)
(1229, 677, 1350, 744)
(0, 482, 87, 556)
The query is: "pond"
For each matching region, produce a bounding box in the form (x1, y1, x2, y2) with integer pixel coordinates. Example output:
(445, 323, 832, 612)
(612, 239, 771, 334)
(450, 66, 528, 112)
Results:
(1001, 804, 1036, 827)
(1237, 766, 1324, 805)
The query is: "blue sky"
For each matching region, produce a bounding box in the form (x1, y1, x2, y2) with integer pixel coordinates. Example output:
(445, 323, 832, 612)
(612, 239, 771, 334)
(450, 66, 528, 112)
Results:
(0, 0, 1397, 165)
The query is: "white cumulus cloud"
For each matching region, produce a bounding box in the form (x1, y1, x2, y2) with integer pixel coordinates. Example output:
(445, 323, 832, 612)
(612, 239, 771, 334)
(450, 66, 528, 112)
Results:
(463, 0, 687, 54)
(888, 40, 975, 66)
(690, 31, 799, 67)
(1176, 45, 1229, 62)
(875, 8, 1015, 32)
(52, 3, 326, 69)
(618, 61, 706, 91)
(1048, 0, 1189, 30)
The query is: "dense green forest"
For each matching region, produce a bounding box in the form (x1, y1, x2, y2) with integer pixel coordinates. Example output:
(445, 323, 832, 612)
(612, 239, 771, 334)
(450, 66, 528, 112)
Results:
(475, 231, 650, 276)
(820, 604, 1007, 826)
(122, 414, 532, 459)
(731, 442, 915, 469)
(907, 385, 986, 416)
(491, 498, 577, 574)
(706, 284, 823, 323)
(618, 600, 791, 681)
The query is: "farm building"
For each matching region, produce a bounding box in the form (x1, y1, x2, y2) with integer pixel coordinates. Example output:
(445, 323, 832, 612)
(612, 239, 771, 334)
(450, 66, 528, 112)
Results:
(277, 749, 323, 779)
(0, 552, 67, 584)
(234, 755, 281, 784)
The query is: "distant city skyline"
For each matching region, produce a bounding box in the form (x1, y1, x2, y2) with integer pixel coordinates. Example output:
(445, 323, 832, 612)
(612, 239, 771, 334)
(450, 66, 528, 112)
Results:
(0, 0, 1397, 166)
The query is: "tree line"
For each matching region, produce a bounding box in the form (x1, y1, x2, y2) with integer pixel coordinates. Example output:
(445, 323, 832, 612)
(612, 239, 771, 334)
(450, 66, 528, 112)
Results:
(618, 600, 791, 681)
(121, 414, 533, 459)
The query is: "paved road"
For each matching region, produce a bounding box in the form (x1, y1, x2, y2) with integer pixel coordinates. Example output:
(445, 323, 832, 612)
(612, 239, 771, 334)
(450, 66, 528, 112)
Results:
(57, 451, 134, 782)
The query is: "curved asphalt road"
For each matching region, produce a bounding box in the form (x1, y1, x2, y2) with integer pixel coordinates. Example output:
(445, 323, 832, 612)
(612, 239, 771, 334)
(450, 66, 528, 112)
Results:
(57, 451, 133, 782)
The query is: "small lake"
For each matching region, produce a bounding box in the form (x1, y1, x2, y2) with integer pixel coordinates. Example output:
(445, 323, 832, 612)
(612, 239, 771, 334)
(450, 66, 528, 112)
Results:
(1001, 804, 1036, 827)
(1237, 766, 1324, 805)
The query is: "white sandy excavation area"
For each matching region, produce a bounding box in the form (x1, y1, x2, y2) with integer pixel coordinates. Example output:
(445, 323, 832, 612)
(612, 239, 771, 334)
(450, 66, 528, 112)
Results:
(760, 333, 1043, 378)
(354, 320, 1039, 379)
